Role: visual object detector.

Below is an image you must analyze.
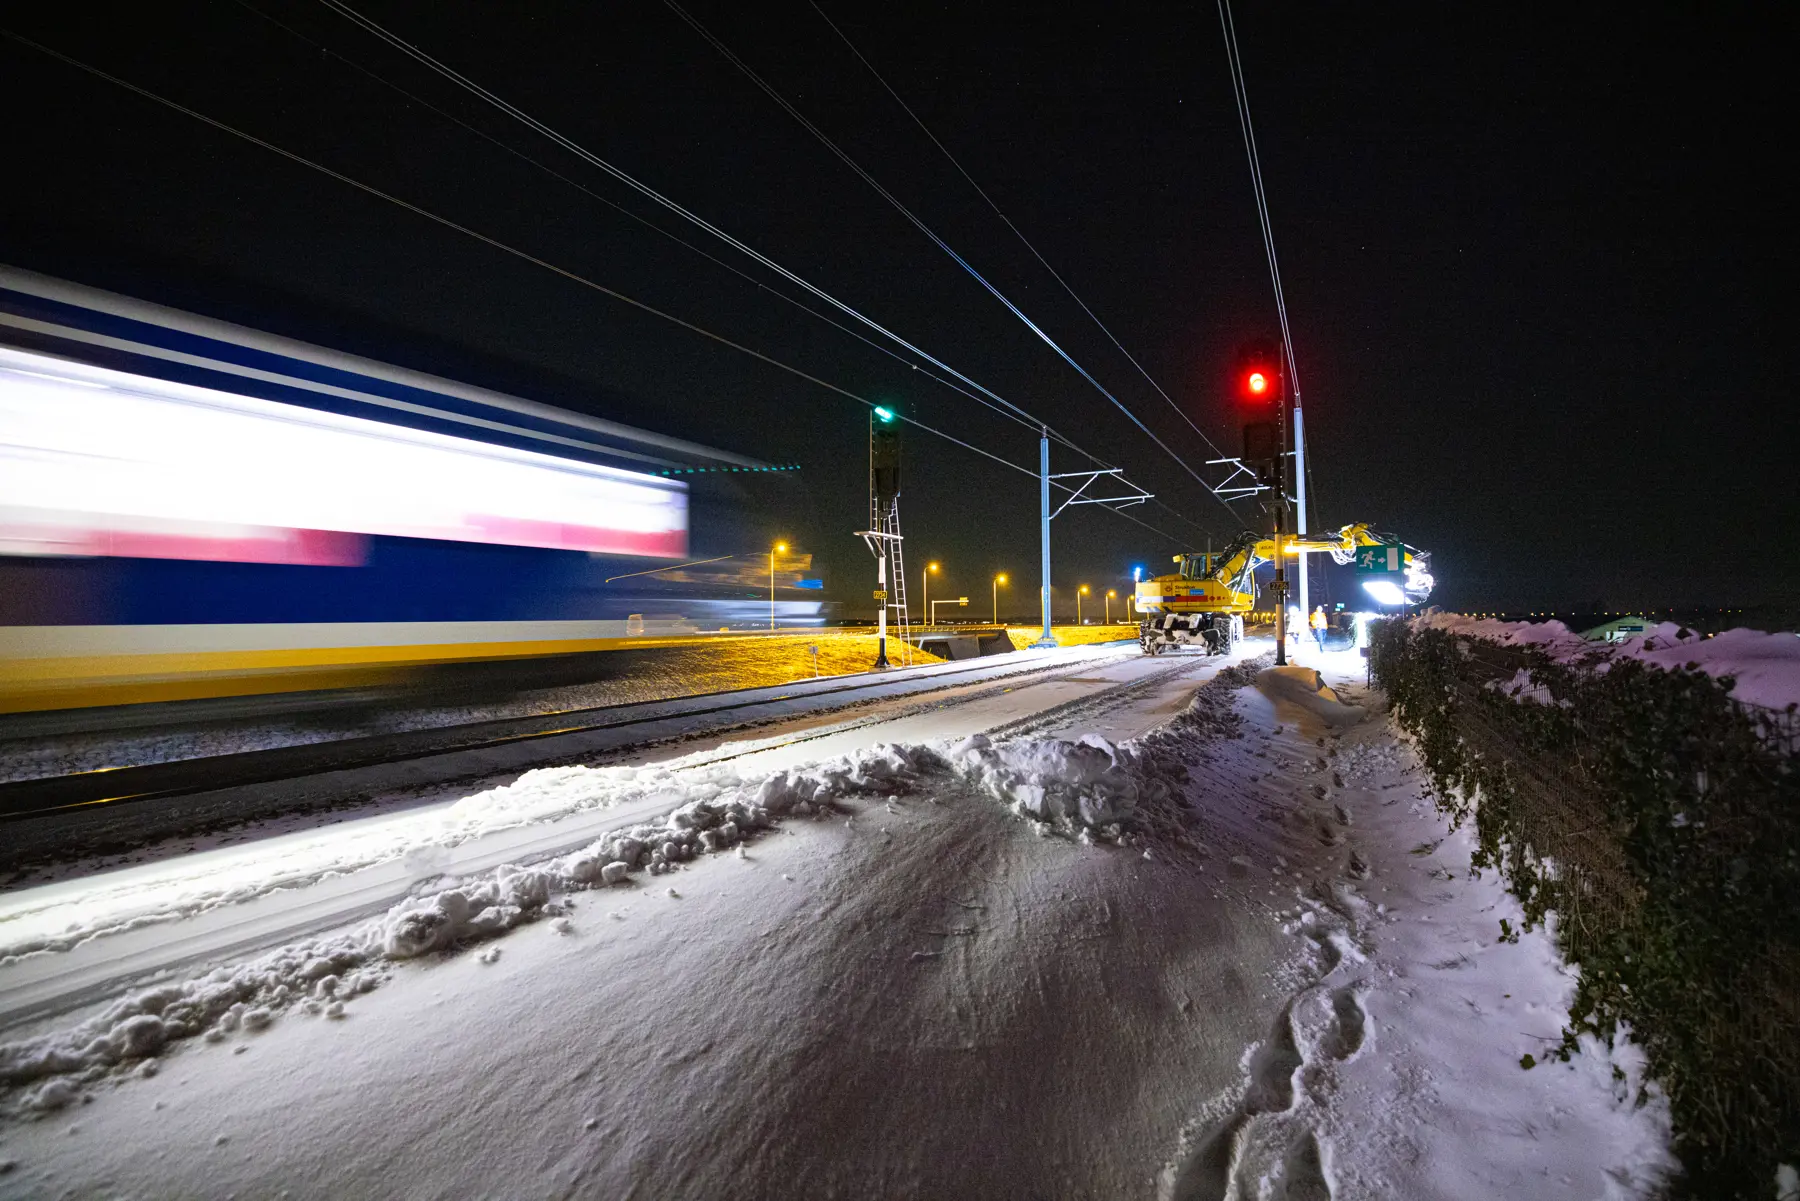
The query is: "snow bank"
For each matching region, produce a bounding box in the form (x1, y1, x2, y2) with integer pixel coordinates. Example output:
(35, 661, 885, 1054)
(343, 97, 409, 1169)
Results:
(1422, 613, 1800, 711)
(1255, 665, 1369, 726)
(1615, 625, 1800, 711)
(0, 724, 1192, 1111)
(1416, 613, 1594, 656)
(950, 734, 1145, 827)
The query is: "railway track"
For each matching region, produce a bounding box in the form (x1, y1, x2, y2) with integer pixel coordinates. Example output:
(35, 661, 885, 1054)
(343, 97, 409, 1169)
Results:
(0, 644, 1142, 825)
(0, 642, 1232, 1027)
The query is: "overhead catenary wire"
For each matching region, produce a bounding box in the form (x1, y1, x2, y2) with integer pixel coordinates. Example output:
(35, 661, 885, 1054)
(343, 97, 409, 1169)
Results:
(661, 0, 1231, 533)
(1218, 1, 1299, 410)
(1217, 0, 1322, 529)
(312, 0, 1211, 538)
(806, 1, 1241, 473)
(317, 1, 1087, 458)
(0, 27, 1194, 550)
(228, 0, 1042, 443)
(242, 2, 1208, 548)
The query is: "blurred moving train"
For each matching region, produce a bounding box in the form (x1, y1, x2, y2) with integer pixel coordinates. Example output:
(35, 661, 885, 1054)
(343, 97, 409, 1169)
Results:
(0, 265, 820, 714)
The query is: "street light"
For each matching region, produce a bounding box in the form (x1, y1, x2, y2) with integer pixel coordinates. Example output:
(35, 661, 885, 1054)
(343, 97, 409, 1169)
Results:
(992, 573, 1008, 625)
(1077, 584, 1090, 625)
(769, 541, 787, 630)
(922, 560, 940, 625)
(1106, 589, 1117, 624)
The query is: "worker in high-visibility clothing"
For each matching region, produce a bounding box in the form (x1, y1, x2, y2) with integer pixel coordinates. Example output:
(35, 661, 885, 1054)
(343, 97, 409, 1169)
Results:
(1309, 605, 1328, 650)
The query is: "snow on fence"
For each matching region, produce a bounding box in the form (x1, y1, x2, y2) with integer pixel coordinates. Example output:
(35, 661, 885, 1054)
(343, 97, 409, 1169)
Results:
(1370, 618, 1800, 1199)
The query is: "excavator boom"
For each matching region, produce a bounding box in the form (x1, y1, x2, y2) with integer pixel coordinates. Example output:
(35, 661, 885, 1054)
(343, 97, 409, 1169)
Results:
(1132, 523, 1432, 656)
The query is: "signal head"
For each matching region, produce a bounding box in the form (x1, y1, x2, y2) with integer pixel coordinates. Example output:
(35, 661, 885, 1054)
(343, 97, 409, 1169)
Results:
(1234, 338, 1281, 403)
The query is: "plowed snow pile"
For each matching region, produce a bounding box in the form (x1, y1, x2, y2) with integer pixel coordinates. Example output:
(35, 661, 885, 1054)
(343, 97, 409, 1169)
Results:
(0, 655, 1673, 1198)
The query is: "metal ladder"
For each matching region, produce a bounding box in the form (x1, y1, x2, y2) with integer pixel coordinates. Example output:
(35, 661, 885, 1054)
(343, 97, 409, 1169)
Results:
(874, 495, 911, 666)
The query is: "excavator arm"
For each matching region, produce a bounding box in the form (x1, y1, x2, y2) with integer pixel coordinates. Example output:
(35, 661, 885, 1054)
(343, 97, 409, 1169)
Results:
(1254, 523, 1431, 599)
(1133, 522, 1434, 656)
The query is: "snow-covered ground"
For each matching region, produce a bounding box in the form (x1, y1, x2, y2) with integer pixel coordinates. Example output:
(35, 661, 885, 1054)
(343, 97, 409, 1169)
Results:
(0, 645, 1674, 1198)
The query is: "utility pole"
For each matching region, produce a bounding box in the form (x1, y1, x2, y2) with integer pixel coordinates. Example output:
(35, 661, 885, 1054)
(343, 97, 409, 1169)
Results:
(874, 550, 889, 667)
(1033, 428, 1056, 648)
(769, 541, 786, 631)
(1034, 429, 1151, 650)
(1293, 405, 1309, 631)
(1272, 367, 1290, 667)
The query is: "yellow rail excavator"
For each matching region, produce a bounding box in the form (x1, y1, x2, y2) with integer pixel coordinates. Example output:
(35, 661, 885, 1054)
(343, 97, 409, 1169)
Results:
(1134, 522, 1433, 655)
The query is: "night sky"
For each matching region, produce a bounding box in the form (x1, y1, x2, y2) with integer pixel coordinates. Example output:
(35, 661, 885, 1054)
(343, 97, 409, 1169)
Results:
(2, 3, 1789, 616)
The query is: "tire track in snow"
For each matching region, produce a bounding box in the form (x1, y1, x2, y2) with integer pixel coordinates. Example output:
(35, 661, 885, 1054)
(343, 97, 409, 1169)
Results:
(982, 654, 1225, 742)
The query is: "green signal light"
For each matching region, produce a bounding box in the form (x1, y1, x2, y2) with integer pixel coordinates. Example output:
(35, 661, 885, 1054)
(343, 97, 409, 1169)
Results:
(873, 406, 895, 422)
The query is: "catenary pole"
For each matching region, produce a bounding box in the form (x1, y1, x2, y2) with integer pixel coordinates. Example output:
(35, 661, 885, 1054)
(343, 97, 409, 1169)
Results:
(1273, 379, 1289, 666)
(1293, 405, 1309, 627)
(1035, 429, 1056, 646)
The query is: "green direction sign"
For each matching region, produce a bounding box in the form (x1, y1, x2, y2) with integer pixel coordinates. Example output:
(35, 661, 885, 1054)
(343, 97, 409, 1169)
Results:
(1354, 544, 1403, 574)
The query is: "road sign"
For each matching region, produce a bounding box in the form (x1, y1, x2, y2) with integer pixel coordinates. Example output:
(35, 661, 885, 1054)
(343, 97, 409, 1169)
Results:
(1354, 545, 1403, 574)
(873, 589, 888, 600)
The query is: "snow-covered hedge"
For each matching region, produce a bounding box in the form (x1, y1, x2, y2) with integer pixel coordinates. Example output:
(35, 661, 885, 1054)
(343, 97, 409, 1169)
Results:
(1371, 617, 1800, 1199)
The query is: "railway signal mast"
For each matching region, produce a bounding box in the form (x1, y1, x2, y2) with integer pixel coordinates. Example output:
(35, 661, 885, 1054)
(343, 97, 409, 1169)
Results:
(858, 406, 910, 668)
(1215, 0, 1314, 662)
(1235, 338, 1294, 666)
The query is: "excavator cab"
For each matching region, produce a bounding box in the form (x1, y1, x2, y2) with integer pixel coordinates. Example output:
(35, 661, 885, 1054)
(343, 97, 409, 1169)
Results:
(1175, 553, 1213, 580)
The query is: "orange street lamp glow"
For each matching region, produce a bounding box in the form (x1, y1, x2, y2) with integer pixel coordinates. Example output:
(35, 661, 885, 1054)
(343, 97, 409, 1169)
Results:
(769, 542, 788, 629)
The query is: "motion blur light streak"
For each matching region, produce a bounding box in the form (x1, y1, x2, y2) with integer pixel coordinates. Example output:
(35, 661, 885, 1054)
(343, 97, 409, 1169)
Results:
(0, 345, 687, 565)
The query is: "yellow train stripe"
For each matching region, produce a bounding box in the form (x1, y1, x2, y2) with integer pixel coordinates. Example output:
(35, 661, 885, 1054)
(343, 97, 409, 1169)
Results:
(0, 630, 844, 714)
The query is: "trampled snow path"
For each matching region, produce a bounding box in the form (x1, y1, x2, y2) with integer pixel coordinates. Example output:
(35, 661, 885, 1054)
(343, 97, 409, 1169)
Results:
(0, 647, 1674, 1198)
(1157, 656, 1675, 1199)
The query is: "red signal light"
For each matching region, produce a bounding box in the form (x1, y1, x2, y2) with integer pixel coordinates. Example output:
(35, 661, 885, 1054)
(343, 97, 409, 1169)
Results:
(1234, 337, 1280, 405)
